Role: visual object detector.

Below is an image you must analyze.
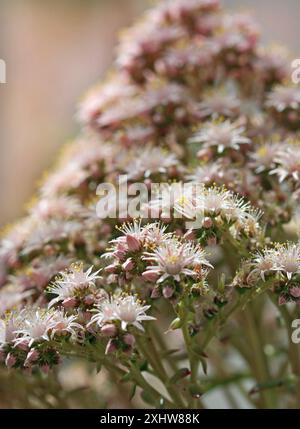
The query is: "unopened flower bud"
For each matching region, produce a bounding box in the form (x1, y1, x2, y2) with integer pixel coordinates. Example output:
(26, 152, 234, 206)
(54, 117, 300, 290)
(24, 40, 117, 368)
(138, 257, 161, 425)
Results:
(163, 286, 174, 299)
(123, 333, 135, 347)
(290, 286, 300, 298)
(122, 258, 134, 271)
(0, 350, 5, 363)
(126, 234, 140, 252)
(142, 271, 159, 282)
(5, 353, 16, 368)
(83, 295, 95, 306)
(25, 349, 39, 366)
(101, 324, 117, 337)
(16, 339, 30, 351)
(151, 287, 161, 298)
(114, 250, 126, 260)
(105, 264, 117, 273)
(62, 297, 77, 309)
(278, 295, 287, 306)
(202, 217, 213, 229)
(105, 339, 117, 354)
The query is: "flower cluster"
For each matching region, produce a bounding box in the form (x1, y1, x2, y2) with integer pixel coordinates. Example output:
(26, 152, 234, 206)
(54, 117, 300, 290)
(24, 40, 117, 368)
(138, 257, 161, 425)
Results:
(0, 307, 82, 372)
(48, 263, 102, 309)
(1, 0, 300, 409)
(101, 220, 212, 299)
(89, 294, 155, 333)
(233, 243, 300, 304)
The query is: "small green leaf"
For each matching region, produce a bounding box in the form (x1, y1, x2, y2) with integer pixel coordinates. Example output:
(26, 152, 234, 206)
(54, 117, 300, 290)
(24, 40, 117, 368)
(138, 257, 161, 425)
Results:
(129, 384, 137, 400)
(168, 317, 183, 330)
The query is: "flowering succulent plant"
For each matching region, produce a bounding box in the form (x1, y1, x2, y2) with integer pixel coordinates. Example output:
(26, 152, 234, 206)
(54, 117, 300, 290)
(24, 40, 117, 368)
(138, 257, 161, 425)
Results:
(1, 0, 300, 409)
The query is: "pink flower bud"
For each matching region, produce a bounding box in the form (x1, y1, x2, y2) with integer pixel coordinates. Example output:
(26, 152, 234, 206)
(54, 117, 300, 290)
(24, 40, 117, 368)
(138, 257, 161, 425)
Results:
(105, 339, 117, 354)
(142, 271, 159, 282)
(163, 286, 174, 299)
(5, 353, 16, 368)
(25, 349, 39, 366)
(16, 339, 30, 351)
(84, 295, 95, 306)
(114, 249, 126, 260)
(62, 297, 77, 309)
(278, 295, 287, 306)
(123, 333, 135, 347)
(105, 264, 117, 273)
(202, 217, 213, 229)
(151, 287, 161, 298)
(114, 242, 127, 259)
(0, 350, 6, 362)
(290, 286, 300, 298)
(101, 324, 117, 337)
(126, 234, 140, 252)
(122, 258, 134, 271)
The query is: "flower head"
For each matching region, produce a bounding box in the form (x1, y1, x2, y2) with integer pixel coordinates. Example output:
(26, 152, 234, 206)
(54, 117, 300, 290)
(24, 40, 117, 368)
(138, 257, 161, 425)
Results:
(271, 145, 300, 183)
(48, 263, 102, 307)
(121, 146, 178, 180)
(249, 142, 281, 173)
(273, 244, 300, 280)
(249, 244, 300, 282)
(89, 295, 155, 332)
(14, 307, 82, 346)
(266, 85, 300, 112)
(189, 119, 251, 154)
(143, 238, 212, 283)
(196, 90, 240, 119)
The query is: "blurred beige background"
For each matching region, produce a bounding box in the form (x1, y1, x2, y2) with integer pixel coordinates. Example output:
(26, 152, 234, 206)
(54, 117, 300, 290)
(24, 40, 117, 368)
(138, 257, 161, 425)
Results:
(0, 0, 299, 227)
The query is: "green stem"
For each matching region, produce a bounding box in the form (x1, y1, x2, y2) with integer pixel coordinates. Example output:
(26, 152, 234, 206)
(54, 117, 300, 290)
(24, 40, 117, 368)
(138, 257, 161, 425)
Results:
(242, 305, 275, 408)
(268, 292, 300, 407)
(181, 320, 203, 409)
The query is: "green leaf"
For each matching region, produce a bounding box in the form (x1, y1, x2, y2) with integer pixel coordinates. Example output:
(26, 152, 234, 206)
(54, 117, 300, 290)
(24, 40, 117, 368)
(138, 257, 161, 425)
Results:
(168, 317, 183, 330)
(129, 384, 137, 400)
